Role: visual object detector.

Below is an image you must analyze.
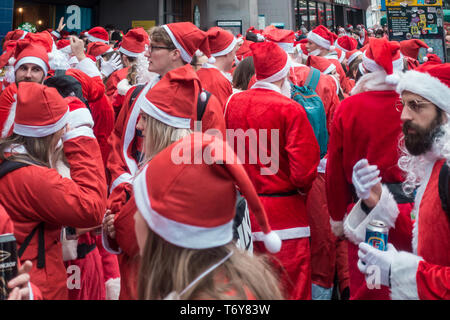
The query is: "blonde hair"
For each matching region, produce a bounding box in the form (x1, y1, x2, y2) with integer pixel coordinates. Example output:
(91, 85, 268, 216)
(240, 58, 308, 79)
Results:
(137, 230, 284, 300)
(140, 115, 191, 165)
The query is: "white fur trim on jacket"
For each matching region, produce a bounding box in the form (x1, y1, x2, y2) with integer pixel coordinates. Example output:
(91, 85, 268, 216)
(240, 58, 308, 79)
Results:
(330, 217, 345, 238)
(396, 70, 450, 114)
(351, 70, 397, 96)
(117, 78, 132, 96)
(76, 57, 101, 78)
(343, 184, 400, 245)
(390, 251, 423, 300)
(62, 126, 96, 142)
(68, 108, 94, 129)
(105, 278, 121, 300)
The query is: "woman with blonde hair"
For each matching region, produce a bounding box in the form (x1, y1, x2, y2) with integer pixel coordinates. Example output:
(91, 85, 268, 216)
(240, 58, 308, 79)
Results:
(133, 132, 283, 300)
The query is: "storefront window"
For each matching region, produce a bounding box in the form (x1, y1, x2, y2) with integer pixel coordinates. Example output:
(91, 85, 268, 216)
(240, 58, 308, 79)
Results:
(326, 3, 333, 29)
(308, 1, 318, 29)
(295, 0, 308, 30)
(318, 2, 326, 27)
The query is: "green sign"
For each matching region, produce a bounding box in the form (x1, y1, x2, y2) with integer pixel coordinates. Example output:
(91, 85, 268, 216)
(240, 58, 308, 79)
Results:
(18, 22, 37, 33)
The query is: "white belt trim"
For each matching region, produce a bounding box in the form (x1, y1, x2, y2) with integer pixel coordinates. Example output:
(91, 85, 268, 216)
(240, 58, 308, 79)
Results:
(317, 158, 327, 173)
(252, 227, 310, 241)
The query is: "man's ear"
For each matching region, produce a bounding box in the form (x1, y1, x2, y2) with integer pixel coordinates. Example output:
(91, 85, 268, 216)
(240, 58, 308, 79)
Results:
(171, 49, 182, 61)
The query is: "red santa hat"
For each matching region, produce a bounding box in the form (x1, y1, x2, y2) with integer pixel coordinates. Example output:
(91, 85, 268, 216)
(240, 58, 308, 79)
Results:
(264, 28, 296, 54)
(139, 64, 201, 129)
(133, 132, 281, 253)
(334, 35, 357, 52)
(85, 27, 109, 44)
(346, 49, 362, 66)
(86, 41, 113, 60)
(335, 48, 346, 63)
(0, 40, 17, 68)
(13, 82, 69, 137)
(161, 22, 210, 64)
(3, 30, 28, 48)
(307, 25, 338, 50)
(400, 39, 432, 60)
(25, 32, 54, 54)
(422, 53, 442, 64)
(251, 41, 291, 82)
(119, 28, 149, 57)
(235, 39, 254, 62)
(306, 55, 336, 74)
(13, 39, 50, 76)
(207, 27, 238, 58)
(56, 39, 72, 54)
(396, 64, 450, 114)
(361, 37, 404, 84)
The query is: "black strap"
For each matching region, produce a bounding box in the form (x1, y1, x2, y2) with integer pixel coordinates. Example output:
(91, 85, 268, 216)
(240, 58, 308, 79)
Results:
(257, 190, 299, 197)
(438, 162, 450, 221)
(130, 84, 146, 107)
(76, 243, 97, 260)
(385, 183, 415, 204)
(197, 90, 211, 121)
(18, 222, 46, 269)
(0, 160, 30, 179)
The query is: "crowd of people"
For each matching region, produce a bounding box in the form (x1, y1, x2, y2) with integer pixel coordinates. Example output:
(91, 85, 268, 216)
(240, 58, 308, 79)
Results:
(0, 17, 449, 301)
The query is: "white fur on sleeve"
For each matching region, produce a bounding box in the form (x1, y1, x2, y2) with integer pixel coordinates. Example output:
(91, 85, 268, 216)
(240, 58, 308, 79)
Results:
(390, 251, 423, 300)
(344, 185, 400, 245)
(76, 58, 101, 78)
(117, 79, 132, 96)
(68, 108, 94, 129)
(62, 126, 96, 142)
(330, 217, 345, 238)
(105, 278, 121, 300)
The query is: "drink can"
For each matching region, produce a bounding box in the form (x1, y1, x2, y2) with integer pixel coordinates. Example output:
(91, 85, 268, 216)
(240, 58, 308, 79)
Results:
(0, 233, 19, 300)
(365, 220, 388, 251)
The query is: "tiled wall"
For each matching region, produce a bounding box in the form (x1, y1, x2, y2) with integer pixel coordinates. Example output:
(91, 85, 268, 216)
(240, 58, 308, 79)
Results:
(0, 0, 14, 51)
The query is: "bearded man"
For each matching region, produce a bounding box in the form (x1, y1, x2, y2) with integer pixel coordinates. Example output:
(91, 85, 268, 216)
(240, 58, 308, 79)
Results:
(347, 63, 450, 300)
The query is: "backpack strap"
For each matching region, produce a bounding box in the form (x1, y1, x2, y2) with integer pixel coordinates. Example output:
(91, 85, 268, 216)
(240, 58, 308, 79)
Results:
(438, 162, 450, 221)
(197, 90, 212, 121)
(305, 67, 321, 92)
(0, 160, 30, 179)
(130, 84, 146, 107)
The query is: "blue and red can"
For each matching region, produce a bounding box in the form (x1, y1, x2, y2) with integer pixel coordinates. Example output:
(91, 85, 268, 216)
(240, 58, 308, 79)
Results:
(365, 220, 389, 251)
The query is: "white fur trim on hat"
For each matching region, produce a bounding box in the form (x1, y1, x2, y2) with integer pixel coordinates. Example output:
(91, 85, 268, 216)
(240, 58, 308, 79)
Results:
(362, 51, 404, 74)
(139, 96, 191, 129)
(276, 42, 295, 54)
(14, 56, 48, 75)
(162, 25, 192, 63)
(86, 33, 108, 44)
(118, 46, 145, 58)
(212, 37, 238, 57)
(347, 51, 362, 65)
(396, 70, 450, 114)
(14, 109, 69, 138)
(258, 55, 291, 83)
(133, 166, 234, 250)
(307, 31, 331, 50)
(62, 125, 96, 142)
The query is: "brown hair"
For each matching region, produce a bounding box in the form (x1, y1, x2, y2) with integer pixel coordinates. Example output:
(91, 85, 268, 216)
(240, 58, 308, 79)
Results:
(149, 26, 176, 49)
(137, 230, 284, 300)
(346, 54, 362, 80)
(232, 57, 255, 91)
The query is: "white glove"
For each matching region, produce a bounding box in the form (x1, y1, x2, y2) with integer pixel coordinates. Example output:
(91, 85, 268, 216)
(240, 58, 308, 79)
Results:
(352, 159, 381, 200)
(101, 54, 122, 78)
(357, 242, 398, 287)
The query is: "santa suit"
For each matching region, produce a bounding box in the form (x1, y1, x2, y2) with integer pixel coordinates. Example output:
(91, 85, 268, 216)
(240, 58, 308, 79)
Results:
(345, 157, 450, 300)
(106, 67, 130, 117)
(0, 130, 107, 300)
(197, 63, 233, 110)
(0, 205, 43, 300)
(324, 52, 353, 94)
(326, 71, 414, 299)
(225, 81, 320, 299)
(0, 82, 17, 138)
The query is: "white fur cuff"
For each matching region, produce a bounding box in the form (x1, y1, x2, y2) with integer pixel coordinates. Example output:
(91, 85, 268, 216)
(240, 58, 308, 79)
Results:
(68, 108, 94, 129)
(76, 58, 101, 78)
(330, 218, 345, 238)
(344, 185, 400, 245)
(390, 251, 422, 300)
(117, 79, 132, 96)
(105, 278, 121, 300)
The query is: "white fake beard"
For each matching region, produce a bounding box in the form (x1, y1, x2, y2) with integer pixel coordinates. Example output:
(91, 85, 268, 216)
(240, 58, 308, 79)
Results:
(280, 78, 291, 98)
(4, 66, 15, 84)
(135, 53, 158, 84)
(308, 49, 321, 56)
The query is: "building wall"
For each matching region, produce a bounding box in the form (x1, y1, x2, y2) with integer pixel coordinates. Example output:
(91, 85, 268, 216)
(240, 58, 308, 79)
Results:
(257, 0, 293, 30)
(0, 0, 13, 45)
(98, 0, 159, 31)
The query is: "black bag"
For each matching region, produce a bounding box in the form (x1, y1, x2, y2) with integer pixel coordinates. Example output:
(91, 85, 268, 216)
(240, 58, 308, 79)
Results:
(438, 162, 450, 222)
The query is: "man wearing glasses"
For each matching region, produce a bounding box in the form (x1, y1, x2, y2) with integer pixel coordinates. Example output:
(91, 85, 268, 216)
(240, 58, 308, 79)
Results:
(325, 37, 413, 300)
(350, 63, 450, 300)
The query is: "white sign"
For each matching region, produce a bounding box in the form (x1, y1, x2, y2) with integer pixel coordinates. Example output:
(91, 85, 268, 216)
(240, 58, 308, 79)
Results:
(66, 5, 81, 30)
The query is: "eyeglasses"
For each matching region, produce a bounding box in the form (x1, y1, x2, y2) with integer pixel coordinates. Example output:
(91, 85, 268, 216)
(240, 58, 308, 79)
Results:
(395, 99, 432, 113)
(149, 45, 175, 52)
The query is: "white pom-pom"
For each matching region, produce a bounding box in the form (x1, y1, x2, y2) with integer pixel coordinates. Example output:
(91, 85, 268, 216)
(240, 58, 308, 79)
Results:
(207, 56, 216, 64)
(385, 73, 400, 85)
(263, 231, 282, 253)
(427, 47, 433, 53)
(195, 49, 204, 57)
(8, 57, 16, 66)
(423, 56, 428, 62)
(329, 45, 335, 50)
(200, 91, 207, 103)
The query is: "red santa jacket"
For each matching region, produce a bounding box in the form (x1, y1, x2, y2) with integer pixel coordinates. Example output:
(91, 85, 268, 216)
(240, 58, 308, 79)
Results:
(225, 81, 319, 237)
(0, 82, 17, 138)
(197, 64, 233, 110)
(106, 67, 130, 117)
(0, 131, 107, 300)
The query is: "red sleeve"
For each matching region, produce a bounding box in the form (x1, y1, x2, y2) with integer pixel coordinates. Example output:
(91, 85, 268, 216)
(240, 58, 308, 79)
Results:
(91, 95, 115, 168)
(66, 69, 105, 103)
(417, 260, 450, 300)
(0, 84, 16, 138)
(284, 103, 320, 191)
(95, 235, 121, 282)
(0, 204, 14, 234)
(325, 102, 353, 222)
(201, 94, 227, 137)
(114, 196, 139, 258)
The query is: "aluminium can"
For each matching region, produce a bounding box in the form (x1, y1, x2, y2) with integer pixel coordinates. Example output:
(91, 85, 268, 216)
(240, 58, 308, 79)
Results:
(365, 220, 388, 251)
(0, 233, 19, 300)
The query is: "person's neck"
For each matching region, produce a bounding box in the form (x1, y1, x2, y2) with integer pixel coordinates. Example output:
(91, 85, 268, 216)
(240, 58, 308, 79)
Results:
(159, 60, 186, 77)
(212, 56, 230, 73)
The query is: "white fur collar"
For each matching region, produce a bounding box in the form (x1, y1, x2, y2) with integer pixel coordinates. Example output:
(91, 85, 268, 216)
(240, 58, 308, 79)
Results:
(201, 63, 232, 83)
(351, 70, 397, 95)
(117, 78, 132, 96)
(250, 81, 281, 94)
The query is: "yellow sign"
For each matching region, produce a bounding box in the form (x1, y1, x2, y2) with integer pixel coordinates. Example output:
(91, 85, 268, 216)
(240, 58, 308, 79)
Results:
(131, 20, 156, 31)
(385, 0, 442, 6)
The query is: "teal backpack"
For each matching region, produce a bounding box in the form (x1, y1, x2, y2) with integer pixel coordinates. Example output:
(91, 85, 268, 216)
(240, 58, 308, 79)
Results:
(290, 67, 328, 159)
